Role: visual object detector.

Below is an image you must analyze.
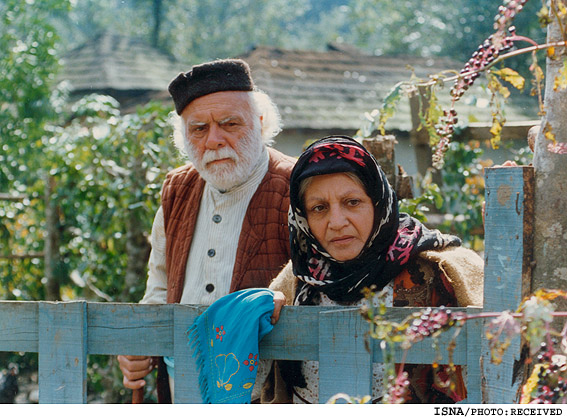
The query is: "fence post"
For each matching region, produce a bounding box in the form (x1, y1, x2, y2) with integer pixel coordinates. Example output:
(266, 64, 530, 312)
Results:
(38, 301, 88, 403)
(463, 308, 483, 404)
(172, 304, 203, 403)
(481, 166, 534, 403)
(318, 308, 372, 403)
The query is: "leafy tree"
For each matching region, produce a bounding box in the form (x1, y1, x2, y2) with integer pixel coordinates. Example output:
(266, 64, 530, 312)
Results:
(0, 0, 71, 300)
(1, 0, 182, 304)
(44, 96, 181, 302)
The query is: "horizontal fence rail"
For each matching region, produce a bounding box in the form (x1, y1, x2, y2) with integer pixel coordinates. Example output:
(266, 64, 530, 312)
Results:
(0, 301, 482, 404)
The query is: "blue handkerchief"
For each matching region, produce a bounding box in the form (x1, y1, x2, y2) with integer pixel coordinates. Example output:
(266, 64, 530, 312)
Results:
(188, 288, 275, 404)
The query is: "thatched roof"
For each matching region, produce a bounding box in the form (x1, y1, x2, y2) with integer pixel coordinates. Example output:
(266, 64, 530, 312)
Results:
(60, 32, 182, 95)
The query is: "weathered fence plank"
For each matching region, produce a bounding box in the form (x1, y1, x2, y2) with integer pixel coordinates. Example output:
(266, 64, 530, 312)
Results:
(38, 301, 88, 403)
(318, 308, 372, 403)
(0, 301, 38, 352)
(463, 312, 483, 404)
(481, 166, 534, 403)
(87, 303, 174, 356)
(0, 301, 481, 403)
(173, 305, 202, 403)
(259, 306, 321, 360)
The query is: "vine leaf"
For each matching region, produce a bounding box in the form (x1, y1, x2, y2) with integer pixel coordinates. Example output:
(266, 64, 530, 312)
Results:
(553, 59, 567, 92)
(377, 83, 404, 135)
(485, 311, 521, 365)
(491, 68, 526, 90)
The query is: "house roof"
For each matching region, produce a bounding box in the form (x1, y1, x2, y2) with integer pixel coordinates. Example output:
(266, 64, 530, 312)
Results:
(59, 35, 539, 133)
(59, 32, 183, 94)
(239, 44, 539, 133)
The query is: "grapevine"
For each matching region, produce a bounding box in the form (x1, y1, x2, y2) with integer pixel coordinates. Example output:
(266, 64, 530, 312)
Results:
(359, 0, 567, 169)
(359, 287, 567, 404)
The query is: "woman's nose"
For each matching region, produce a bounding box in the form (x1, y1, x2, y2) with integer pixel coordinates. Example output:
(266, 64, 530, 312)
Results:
(327, 206, 348, 230)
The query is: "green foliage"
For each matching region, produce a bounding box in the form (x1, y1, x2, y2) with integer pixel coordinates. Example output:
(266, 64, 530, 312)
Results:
(399, 172, 443, 223)
(41, 96, 182, 302)
(437, 141, 488, 249)
(0, 0, 70, 188)
(53, 0, 545, 71)
(0, 0, 71, 300)
(404, 140, 533, 250)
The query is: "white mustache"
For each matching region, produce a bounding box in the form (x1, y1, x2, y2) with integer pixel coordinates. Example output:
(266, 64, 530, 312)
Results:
(201, 147, 239, 165)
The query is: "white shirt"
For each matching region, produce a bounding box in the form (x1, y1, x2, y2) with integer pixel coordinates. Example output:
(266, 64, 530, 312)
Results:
(141, 148, 269, 305)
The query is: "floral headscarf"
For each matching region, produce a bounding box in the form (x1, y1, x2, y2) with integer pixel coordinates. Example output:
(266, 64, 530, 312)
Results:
(289, 136, 461, 305)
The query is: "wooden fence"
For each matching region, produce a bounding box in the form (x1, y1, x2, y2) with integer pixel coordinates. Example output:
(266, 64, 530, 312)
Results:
(0, 167, 533, 404)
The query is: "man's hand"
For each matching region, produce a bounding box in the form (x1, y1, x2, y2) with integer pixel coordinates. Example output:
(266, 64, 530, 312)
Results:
(117, 355, 156, 389)
(493, 160, 518, 168)
(271, 291, 286, 325)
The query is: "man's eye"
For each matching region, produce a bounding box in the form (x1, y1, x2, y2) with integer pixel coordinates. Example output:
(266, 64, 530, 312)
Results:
(189, 126, 206, 136)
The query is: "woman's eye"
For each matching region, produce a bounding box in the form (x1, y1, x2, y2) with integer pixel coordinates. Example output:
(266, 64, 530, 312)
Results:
(347, 199, 361, 206)
(311, 204, 325, 213)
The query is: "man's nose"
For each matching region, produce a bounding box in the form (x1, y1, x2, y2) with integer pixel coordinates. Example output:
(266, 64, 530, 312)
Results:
(204, 124, 227, 150)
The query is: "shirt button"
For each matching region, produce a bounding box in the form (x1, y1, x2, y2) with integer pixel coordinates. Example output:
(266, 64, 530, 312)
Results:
(212, 214, 222, 223)
(205, 284, 215, 293)
(207, 249, 216, 257)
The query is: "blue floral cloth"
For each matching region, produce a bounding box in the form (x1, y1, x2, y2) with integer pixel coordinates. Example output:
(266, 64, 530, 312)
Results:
(188, 288, 275, 404)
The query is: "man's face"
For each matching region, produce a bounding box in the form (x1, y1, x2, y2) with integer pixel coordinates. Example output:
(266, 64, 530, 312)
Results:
(181, 91, 264, 191)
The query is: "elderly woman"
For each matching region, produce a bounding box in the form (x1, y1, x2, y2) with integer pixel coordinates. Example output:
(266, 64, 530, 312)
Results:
(266, 135, 483, 404)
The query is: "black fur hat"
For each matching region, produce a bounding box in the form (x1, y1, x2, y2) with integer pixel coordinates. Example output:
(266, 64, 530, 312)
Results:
(168, 59, 255, 115)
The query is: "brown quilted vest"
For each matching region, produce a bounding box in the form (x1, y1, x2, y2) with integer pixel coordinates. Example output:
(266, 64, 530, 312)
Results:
(161, 147, 296, 303)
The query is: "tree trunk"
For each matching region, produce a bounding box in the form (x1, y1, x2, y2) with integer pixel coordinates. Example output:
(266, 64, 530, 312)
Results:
(532, 1, 567, 301)
(44, 175, 62, 301)
(122, 157, 151, 302)
(152, 0, 163, 48)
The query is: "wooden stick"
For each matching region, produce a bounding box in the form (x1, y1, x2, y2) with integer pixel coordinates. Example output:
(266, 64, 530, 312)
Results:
(132, 388, 144, 404)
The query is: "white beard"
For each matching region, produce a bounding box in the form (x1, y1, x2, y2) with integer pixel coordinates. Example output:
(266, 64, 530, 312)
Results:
(185, 127, 264, 192)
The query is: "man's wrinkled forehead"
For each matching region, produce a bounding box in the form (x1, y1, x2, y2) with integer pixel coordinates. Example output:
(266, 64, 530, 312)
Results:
(181, 91, 254, 123)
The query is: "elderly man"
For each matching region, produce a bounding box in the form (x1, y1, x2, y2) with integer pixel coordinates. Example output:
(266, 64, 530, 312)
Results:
(117, 59, 295, 403)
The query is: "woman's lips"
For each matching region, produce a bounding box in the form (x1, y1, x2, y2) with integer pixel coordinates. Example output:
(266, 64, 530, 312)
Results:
(330, 235, 354, 244)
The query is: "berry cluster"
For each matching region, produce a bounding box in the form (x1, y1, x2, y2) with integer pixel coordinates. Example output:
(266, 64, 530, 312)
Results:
(385, 371, 410, 404)
(494, 0, 528, 33)
(450, 29, 516, 101)
(405, 307, 464, 344)
(433, 21, 520, 168)
(522, 341, 567, 404)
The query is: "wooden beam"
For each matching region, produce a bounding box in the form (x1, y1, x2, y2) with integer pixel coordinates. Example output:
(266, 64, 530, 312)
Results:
(0, 301, 486, 403)
(0, 253, 44, 260)
(455, 120, 541, 142)
(0, 301, 39, 352)
(362, 135, 415, 200)
(318, 308, 372, 403)
(39, 301, 88, 403)
(481, 166, 534, 403)
(0, 193, 27, 202)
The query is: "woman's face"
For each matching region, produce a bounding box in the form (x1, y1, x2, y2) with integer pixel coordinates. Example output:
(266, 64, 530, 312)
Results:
(303, 173, 375, 262)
